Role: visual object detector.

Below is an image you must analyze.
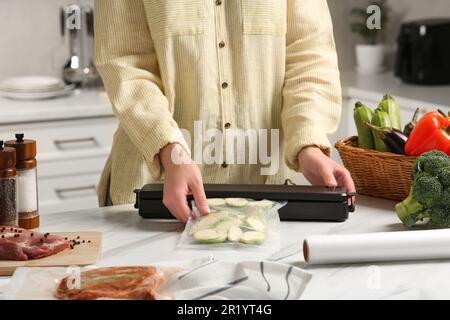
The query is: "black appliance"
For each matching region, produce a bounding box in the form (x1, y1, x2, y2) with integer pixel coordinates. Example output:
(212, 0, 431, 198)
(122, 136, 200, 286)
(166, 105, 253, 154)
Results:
(134, 183, 355, 222)
(395, 18, 450, 85)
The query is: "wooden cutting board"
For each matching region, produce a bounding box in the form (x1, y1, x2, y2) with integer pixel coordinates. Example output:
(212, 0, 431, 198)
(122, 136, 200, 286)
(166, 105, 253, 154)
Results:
(0, 231, 102, 276)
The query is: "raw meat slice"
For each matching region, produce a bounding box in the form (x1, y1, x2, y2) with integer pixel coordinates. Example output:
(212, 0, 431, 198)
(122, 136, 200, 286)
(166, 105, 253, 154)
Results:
(56, 266, 164, 300)
(0, 226, 70, 261)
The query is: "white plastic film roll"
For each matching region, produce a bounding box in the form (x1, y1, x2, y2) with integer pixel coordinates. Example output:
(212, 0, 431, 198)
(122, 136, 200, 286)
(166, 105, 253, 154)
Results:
(303, 229, 450, 265)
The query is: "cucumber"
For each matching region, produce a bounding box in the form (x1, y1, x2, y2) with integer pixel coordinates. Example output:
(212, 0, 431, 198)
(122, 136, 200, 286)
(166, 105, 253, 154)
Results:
(354, 102, 375, 149)
(227, 226, 243, 242)
(245, 216, 266, 231)
(240, 231, 266, 245)
(207, 198, 226, 207)
(193, 229, 227, 244)
(370, 108, 392, 152)
(225, 198, 249, 208)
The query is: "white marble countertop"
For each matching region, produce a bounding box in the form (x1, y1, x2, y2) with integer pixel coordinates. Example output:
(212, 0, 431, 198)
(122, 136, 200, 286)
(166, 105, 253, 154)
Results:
(0, 89, 113, 124)
(1, 195, 449, 300)
(341, 70, 450, 111)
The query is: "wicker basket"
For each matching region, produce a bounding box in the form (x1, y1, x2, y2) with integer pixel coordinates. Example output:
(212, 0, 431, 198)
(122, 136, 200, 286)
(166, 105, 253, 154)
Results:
(335, 136, 416, 201)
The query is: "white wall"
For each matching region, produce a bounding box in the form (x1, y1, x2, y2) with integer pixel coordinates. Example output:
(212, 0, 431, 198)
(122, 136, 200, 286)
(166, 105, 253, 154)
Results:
(0, 0, 93, 81)
(0, 0, 449, 81)
(328, 0, 450, 70)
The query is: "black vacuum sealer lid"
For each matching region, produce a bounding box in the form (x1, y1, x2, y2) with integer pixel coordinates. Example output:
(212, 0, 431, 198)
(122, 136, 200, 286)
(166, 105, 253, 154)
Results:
(138, 183, 353, 204)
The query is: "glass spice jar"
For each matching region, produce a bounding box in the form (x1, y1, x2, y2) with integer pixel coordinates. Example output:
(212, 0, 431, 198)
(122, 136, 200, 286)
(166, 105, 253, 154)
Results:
(5, 134, 39, 229)
(0, 140, 18, 226)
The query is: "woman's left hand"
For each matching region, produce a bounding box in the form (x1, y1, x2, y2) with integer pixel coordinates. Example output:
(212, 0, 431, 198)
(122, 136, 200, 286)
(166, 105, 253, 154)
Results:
(298, 146, 356, 196)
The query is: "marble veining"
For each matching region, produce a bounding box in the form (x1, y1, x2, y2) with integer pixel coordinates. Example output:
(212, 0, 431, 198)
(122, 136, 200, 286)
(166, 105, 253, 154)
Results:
(1, 195, 449, 299)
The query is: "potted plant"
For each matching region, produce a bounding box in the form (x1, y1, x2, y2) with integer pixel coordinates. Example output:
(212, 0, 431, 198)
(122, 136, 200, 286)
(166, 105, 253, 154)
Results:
(350, 0, 390, 75)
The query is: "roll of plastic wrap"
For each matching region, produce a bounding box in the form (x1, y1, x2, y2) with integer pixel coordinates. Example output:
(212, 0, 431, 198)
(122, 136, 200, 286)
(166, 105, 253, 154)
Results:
(303, 229, 450, 265)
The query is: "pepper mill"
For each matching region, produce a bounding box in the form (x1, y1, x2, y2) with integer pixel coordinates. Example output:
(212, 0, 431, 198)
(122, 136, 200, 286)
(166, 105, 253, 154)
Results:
(5, 134, 39, 229)
(0, 141, 18, 226)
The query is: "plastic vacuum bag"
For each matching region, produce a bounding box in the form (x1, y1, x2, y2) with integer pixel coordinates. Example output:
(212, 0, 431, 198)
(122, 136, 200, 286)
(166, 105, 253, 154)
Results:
(178, 198, 285, 251)
(3, 265, 180, 300)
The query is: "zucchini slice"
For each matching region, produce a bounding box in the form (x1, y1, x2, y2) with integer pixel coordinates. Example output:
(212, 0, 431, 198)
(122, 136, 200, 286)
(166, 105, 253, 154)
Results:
(253, 200, 273, 208)
(193, 229, 227, 244)
(207, 198, 226, 207)
(196, 215, 219, 230)
(240, 231, 266, 245)
(215, 219, 239, 234)
(225, 198, 249, 208)
(227, 226, 243, 242)
(245, 216, 266, 231)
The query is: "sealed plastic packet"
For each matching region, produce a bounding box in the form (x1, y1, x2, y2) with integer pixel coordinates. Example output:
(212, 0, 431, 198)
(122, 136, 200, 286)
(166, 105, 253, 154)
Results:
(3, 265, 180, 300)
(178, 198, 285, 251)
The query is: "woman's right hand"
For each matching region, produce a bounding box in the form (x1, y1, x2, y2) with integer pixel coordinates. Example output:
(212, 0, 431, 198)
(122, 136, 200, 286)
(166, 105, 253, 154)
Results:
(159, 143, 210, 222)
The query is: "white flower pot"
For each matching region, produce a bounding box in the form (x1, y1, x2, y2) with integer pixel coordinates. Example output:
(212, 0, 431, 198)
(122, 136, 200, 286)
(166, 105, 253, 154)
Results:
(355, 44, 385, 75)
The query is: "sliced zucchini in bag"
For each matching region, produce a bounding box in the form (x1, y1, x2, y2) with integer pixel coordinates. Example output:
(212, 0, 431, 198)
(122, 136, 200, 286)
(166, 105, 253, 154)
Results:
(245, 215, 266, 231)
(225, 198, 249, 208)
(196, 215, 220, 230)
(240, 231, 266, 245)
(227, 226, 243, 242)
(193, 229, 227, 244)
(215, 219, 240, 234)
(207, 198, 226, 207)
(253, 200, 273, 208)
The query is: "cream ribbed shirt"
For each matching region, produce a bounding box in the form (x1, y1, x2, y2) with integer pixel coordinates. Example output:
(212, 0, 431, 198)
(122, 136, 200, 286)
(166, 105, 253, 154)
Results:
(94, 0, 342, 206)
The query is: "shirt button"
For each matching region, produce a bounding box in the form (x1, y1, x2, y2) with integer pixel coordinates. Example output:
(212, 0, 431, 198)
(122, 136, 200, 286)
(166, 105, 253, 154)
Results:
(215, 0, 222, 6)
(224, 122, 231, 129)
(218, 41, 225, 48)
(221, 162, 228, 168)
(221, 82, 228, 89)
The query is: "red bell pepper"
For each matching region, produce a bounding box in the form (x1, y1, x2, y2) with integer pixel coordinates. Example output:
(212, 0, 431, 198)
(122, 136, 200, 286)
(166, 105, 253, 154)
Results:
(405, 110, 450, 156)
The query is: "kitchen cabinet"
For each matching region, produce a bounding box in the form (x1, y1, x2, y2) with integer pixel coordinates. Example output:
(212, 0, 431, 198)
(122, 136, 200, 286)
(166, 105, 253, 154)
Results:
(0, 90, 116, 215)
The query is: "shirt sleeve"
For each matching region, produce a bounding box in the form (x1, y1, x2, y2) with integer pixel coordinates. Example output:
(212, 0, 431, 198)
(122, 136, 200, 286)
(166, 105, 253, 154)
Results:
(94, 0, 190, 179)
(282, 0, 342, 171)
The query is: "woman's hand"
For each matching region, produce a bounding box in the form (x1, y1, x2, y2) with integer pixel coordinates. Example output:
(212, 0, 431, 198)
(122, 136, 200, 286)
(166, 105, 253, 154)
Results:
(159, 143, 210, 222)
(298, 146, 356, 195)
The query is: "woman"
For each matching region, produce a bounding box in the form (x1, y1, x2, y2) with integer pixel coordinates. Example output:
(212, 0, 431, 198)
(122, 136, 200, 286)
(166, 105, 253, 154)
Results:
(95, 0, 355, 222)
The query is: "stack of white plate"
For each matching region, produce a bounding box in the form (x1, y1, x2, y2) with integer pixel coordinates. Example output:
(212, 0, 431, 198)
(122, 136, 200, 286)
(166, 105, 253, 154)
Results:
(0, 76, 75, 100)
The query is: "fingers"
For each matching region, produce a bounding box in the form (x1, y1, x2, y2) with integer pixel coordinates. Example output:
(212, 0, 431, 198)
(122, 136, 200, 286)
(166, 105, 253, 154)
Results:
(335, 167, 356, 194)
(319, 165, 338, 188)
(163, 191, 192, 223)
(190, 179, 210, 216)
(335, 167, 357, 205)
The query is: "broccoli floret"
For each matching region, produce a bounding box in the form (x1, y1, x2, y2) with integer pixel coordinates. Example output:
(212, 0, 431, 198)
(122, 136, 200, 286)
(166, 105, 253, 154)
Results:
(438, 167, 450, 188)
(414, 150, 450, 177)
(412, 174, 443, 208)
(427, 207, 450, 229)
(396, 150, 450, 229)
(437, 188, 450, 208)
